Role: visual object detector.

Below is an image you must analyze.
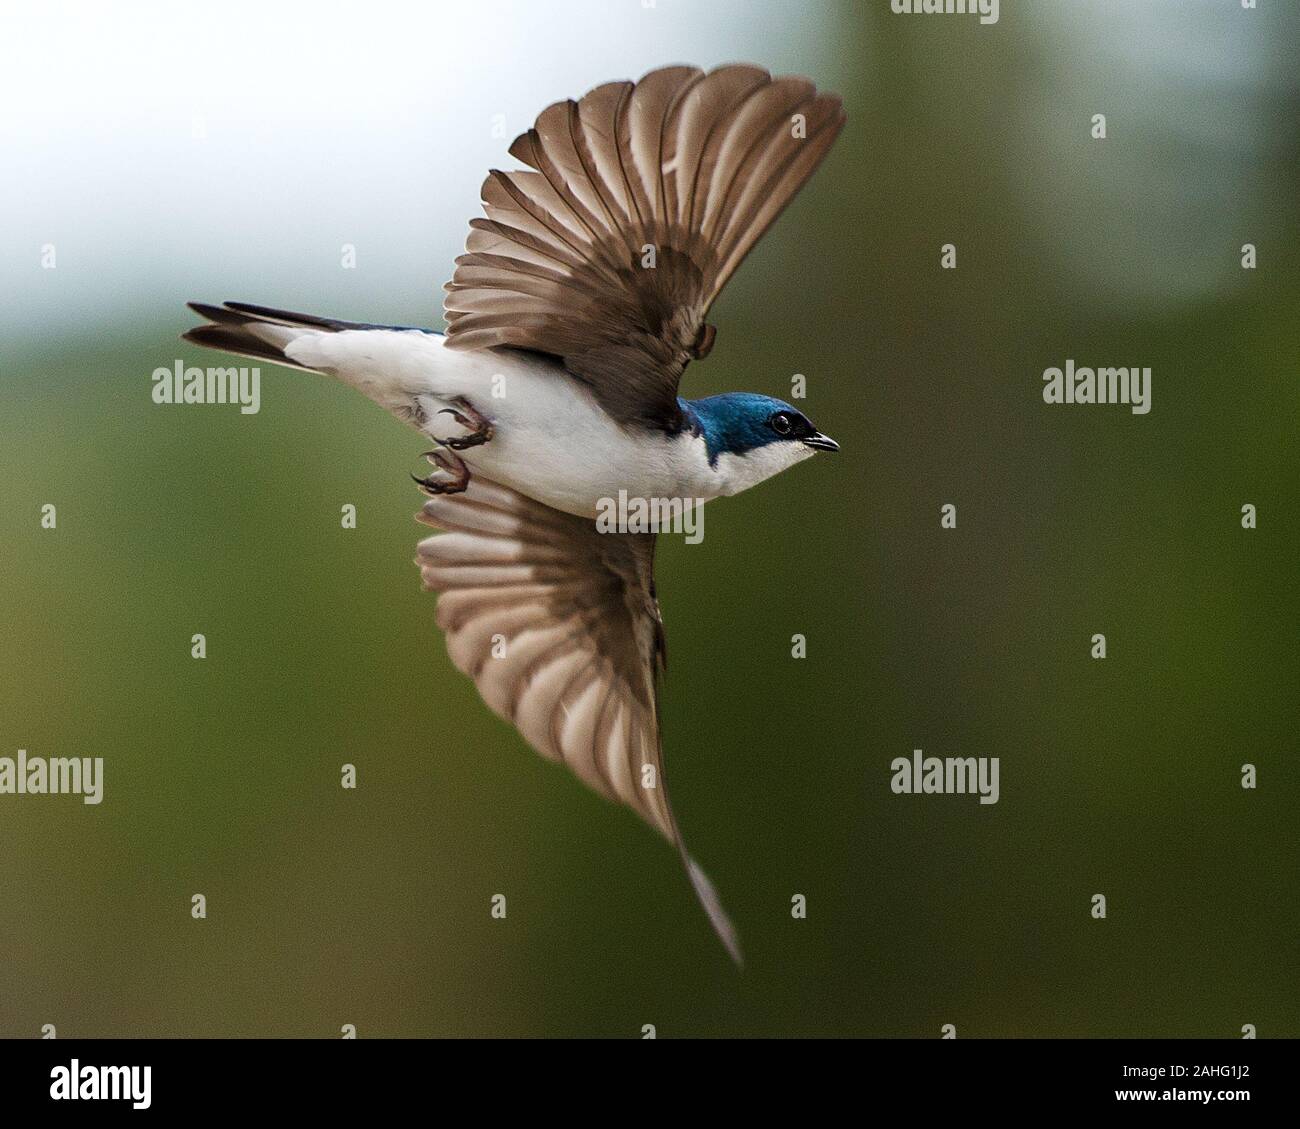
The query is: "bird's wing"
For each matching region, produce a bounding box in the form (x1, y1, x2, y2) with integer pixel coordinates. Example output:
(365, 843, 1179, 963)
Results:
(443, 63, 845, 430)
(415, 476, 741, 964)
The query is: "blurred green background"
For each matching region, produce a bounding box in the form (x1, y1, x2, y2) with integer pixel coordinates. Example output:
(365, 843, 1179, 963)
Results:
(1, 0, 1297, 1037)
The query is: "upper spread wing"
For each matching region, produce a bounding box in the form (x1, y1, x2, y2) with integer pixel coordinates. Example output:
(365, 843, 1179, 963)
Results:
(415, 476, 741, 963)
(443, 63, 845, 430)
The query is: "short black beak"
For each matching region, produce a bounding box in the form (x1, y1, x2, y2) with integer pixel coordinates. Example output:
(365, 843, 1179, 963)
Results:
(803, 432, 840, 452)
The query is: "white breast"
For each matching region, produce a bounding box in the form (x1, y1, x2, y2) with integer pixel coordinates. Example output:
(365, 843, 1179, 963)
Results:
(451, 366, 718, 518)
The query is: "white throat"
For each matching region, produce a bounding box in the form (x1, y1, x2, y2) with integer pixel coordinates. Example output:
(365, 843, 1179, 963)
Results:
(682, 436, 818, 500)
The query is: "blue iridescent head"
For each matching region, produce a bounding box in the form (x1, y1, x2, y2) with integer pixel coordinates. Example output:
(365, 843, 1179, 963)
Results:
(680, 393, 839, 464)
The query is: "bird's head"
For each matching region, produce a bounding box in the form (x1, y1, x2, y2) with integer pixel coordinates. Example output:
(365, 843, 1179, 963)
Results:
(682, 393, 838, 494)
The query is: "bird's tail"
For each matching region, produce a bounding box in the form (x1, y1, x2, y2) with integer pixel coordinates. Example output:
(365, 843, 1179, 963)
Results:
(185, 300, 464, 433)
(182, 301, 364, 373)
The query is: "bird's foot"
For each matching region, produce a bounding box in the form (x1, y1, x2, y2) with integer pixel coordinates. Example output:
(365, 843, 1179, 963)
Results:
(434, 397, 494, 450)
(411, 448, 469, 495)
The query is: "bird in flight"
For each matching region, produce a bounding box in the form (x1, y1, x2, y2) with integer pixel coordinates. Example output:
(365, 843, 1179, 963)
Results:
(184, 64, 844, 965)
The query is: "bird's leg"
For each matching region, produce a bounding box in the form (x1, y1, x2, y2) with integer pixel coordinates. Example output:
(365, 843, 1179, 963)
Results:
(412, 397, 493, 493)
(411, 448, 470, 495)
(432, 396, 494, 450)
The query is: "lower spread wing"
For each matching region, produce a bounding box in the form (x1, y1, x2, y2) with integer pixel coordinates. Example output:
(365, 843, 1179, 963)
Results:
(415, 476, 741, 964)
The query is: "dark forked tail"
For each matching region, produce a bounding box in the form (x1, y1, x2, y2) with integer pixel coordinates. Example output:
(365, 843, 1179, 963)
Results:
(183, 301, 439, 371)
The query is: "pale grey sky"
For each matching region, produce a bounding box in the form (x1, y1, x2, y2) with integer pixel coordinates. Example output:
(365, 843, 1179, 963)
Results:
(0, 0, 849, 340)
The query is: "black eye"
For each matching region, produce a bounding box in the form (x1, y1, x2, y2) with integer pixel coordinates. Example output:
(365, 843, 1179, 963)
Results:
(770, 412, 793, 436)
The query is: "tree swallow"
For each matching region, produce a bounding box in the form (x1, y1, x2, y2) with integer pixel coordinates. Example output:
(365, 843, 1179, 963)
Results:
(184, 64, 844, 965)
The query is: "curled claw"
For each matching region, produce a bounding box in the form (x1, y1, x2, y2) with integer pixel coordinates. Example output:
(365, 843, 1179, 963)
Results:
(412, 473, 467, 496)
(434, 397, 494, 450)
(437, 406, 473, 429)
(442, 434, 489, 451)
(411, 448, 469, 495)
(423, 448, 455, 469)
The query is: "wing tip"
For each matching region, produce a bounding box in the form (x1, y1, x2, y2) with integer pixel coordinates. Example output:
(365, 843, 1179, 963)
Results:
(686, 856, 744, 969)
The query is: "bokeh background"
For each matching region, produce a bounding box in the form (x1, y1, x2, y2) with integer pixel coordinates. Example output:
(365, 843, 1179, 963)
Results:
(1, 0, 1296, 1037)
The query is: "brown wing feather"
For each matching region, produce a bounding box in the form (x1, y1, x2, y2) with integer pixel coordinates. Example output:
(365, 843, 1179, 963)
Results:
(415, 477, 741, 964)
(443, 63, 845, 431)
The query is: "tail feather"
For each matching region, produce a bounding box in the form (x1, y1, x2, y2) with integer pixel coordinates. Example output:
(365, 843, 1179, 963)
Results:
(180, 323, 316, 372)
(183, 300, 341, 373)
(184, 300, 445, 375)
(219, 301, 371, 331)
(186, 301, 255, 328)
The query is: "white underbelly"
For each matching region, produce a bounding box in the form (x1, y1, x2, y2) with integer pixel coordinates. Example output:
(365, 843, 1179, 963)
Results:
(293, 328, 719, 519)
(417, 351, 712, 519)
